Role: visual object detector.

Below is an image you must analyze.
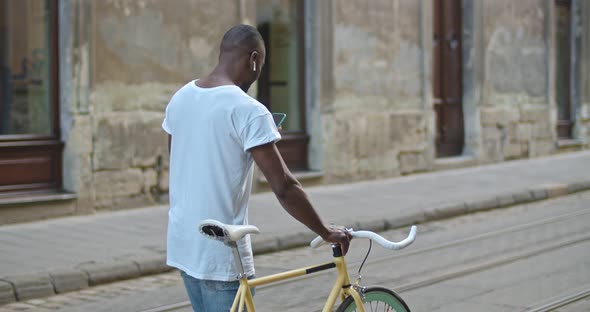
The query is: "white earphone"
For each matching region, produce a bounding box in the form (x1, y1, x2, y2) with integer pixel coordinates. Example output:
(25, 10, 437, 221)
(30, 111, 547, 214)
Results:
(253, 61, 256, 72)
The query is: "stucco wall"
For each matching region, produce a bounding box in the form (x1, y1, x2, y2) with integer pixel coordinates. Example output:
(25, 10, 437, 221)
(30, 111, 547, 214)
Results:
(56, 0, 590, 217)
(323, 0, 427, 183)
(479, 0, 555, 161)
(320, 0, 589, 184)
(63, 0, 240, 212)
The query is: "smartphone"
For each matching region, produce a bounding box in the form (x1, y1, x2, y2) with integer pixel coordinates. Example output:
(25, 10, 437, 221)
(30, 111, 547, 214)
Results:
(272, 113, 287, 128)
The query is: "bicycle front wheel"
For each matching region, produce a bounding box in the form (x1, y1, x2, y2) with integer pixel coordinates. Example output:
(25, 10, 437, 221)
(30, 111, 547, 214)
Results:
(336, 287, 410, 312)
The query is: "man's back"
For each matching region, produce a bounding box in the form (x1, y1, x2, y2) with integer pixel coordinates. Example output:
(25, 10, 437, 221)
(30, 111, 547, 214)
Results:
(162, 80, 280, 281)
(163, 24, 350, 312)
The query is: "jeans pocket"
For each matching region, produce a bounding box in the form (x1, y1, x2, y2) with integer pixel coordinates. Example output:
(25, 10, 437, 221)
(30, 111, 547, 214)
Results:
(205, 279, 240, 291)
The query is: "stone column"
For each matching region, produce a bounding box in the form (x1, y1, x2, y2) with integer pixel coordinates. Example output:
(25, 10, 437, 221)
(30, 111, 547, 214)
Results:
(573, 0, 590, 144)
(419, 0, 436, 164)
(461, 0, 485, 158)
(305, 0, 324, 171)
(545, 0, 558, 146)
(60, 0, 95, 214)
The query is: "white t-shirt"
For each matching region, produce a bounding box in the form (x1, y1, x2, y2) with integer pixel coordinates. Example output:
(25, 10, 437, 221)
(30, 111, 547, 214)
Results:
(162, 80, 280, 281)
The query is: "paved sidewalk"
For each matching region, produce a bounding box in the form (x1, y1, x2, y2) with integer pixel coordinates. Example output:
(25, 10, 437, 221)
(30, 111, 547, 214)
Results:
(1, 151, 590, 305)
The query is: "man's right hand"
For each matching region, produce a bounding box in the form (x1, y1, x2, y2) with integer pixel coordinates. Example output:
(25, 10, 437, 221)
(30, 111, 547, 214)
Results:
(322, 227, 352, 256)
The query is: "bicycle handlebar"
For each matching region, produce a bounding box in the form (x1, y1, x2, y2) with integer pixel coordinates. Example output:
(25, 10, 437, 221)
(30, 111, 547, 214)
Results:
(310, 225, 417, 250)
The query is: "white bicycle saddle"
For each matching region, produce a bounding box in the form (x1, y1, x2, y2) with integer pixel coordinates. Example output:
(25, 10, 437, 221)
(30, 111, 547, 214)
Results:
(198, 219, 260, 246)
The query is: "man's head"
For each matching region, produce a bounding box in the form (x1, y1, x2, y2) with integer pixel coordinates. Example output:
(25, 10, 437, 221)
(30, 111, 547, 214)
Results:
(218, 25, 265, 92)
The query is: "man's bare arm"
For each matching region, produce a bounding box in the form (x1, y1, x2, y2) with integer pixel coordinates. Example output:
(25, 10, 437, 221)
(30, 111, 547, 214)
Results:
(250, 142, 351, 253)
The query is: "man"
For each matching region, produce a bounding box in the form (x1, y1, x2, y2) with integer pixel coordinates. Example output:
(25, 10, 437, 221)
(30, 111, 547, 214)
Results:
(162, 25, 351, 311)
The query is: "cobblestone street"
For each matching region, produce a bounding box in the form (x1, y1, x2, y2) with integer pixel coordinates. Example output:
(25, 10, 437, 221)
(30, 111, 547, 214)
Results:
(2, 192, 590, 311)
(0, 273, 182, 312)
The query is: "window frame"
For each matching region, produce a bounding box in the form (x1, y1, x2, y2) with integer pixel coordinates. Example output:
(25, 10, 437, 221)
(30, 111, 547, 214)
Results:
(0, 0, 62, 194)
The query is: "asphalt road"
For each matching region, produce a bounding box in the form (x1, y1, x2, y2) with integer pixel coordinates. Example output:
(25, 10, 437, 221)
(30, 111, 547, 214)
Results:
(2, 191, 590, 312)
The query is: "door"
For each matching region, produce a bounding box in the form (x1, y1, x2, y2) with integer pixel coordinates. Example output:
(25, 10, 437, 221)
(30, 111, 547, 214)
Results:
(0, 0, 62, 194)
(257, 0, 308, 170)
(555, 0, 573, 139)
(433, 0, 464, 157)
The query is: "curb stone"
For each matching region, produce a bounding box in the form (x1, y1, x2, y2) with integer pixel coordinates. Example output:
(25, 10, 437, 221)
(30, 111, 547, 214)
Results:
(48, 268, 89, 294)
(386, 211, 426, 230)
(497, 194, 515, 206)
(355, 219, 387, 233)
(530, 188, 548, 200)
(466, 198, 496, 213)
(1, 179, 590, 306)
(2, 274, 54, 301)
(252, 237, 280, 254)
(545, 184, 569, 198)
(424, 202, 468, 220)
(132, 255, 170, 275)
(568, 180, 590, 193)
(78, 261, 141, 286)
(276, 231, 317, 250)
(512, 190, 534, 203)
(0, 280, 15, 305)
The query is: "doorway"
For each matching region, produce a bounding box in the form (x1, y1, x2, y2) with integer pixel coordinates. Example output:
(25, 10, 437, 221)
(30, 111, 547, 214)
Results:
(555, 0, 574, 139)
(433, 0, 464, 157)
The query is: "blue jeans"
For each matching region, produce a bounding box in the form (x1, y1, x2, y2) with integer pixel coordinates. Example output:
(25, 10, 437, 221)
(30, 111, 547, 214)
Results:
(181, 271, 255, 312)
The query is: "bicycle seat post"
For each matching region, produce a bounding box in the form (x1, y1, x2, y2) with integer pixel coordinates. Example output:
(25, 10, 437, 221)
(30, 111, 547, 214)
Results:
(231, 243, 247, 279)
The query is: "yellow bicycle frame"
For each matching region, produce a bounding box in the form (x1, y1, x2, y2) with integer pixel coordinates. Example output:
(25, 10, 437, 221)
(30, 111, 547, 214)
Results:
(229, 252, 366, 312)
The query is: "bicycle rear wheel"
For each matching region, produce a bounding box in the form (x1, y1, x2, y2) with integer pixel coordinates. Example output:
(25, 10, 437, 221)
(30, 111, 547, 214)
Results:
(336, 286, 410, 312)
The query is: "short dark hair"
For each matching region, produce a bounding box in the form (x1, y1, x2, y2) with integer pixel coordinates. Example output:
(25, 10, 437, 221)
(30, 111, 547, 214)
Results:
(220, 24, 264, 54)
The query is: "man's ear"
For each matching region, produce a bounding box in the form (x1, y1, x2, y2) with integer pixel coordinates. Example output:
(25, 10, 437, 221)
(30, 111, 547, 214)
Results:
(250, 51, 258, 71)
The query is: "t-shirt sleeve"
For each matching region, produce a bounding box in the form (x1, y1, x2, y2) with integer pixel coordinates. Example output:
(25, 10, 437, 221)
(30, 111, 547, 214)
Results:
(241, 113, 281, 152)
(162, 105, 172, 135)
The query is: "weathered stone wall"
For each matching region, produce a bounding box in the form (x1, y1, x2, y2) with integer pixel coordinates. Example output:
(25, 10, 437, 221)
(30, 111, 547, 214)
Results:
(320, 0, 590, 184)
(479, 0, 554, 161)
(323, 0, 427, 183)
(63, 0, 240, 211)
(56, 0, 590, 215)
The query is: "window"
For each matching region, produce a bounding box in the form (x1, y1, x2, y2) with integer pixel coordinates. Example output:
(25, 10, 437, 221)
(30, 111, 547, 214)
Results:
(0, 0, 62, 194)
(257, 0, 309, 170)
(1, 0, 54, 135)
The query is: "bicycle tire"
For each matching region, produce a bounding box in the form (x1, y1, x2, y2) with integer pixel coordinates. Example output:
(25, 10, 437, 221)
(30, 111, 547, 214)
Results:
(335, 286, 411, 312)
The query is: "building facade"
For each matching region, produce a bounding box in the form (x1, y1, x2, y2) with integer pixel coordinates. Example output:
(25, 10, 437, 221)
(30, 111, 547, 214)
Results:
(0, 0, 589, 223)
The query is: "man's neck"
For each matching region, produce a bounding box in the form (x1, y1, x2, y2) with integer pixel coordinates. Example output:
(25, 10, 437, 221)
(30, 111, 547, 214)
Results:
(199, 62, 239, 85)
(195, 75, 232, 89)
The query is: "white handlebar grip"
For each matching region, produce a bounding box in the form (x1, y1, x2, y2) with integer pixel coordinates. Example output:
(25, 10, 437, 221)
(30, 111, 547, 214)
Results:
(310, 235, 326, 248)
(349, 225, 417, 250)
(310, 225, 417, 250)
(400, 225, 417, 248)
